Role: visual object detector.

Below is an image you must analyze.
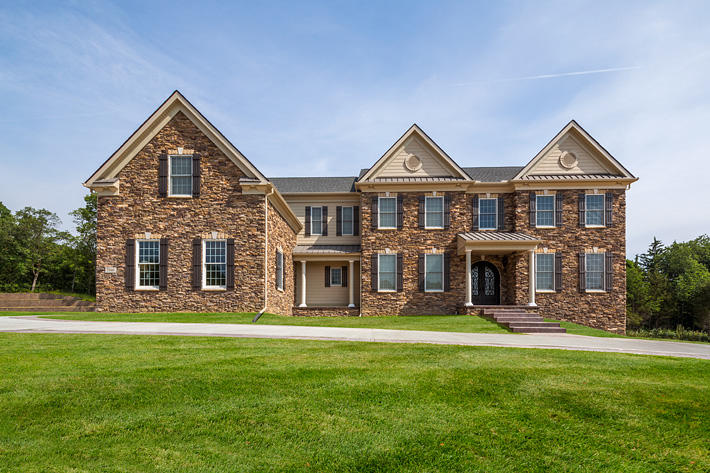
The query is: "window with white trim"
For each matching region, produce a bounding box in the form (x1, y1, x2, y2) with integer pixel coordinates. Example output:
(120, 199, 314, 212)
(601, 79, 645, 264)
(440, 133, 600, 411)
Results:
(585, 253, 605, 291)
(378, 254, 396, 291)
(342, 206, 354, 235)
(136, 240, 160, 289)
(425, 196, 444, 229)
(169, 155, 192, 196)
(585, 194, 605, 226)
(203, 240, 227, 289)
(536, 195, 555, 227)
(536, 253, 555, 291)
(330, 267, 342, 287)
(276, 250, 284, 291)
(378, 197, 397, 229)
(425, 254, 444, 292)
(310, 206, 323, 235)
(479, 198, 497, 230)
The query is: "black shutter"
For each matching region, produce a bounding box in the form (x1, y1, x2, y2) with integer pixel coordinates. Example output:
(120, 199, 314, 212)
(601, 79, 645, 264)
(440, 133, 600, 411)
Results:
(578, 193, 585, 227)
(342, 265, 348, 288)
(605, 252, 613, 291)
(418, 195, 425, 229)
(158, 152, 168, 197)
(371, 254, 378, 291)
(605, 192, 614, 227)
(322, 207, 328, 236)
(497, 196, 504, 230)
(275, 251, 282, 289)
(444, 253, 451, 291)
(125, 239, 135, 290)
(555, 192, 563, 227)
(397, 253, 403, 292)
(444, 194, 451, 229)
(371, 197, 378, 230)
(353, 206, 360, 236)
(192, 239, 202, 290)
(227, 239, 235, 290)
(305, 206, 311, 236)
(336, 206, 342, 236)
(159, 238, 168, 291)
(472, 196, 479, 231)
(529, 192, 536, 227)
(396, 195, 403, 230)
(578, 252, 586, 293)
(555, 252, 562, 292)
(325, 266, 330, 287)
(192, 153, 201, 197)
(418, 254, 425, 292)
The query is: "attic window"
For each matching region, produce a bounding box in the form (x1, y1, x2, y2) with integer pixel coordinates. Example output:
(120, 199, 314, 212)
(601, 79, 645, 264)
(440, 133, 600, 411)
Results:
(559, 151, 578, 169)
(404, 154, 422, 172)
(169, 155, 193, 196)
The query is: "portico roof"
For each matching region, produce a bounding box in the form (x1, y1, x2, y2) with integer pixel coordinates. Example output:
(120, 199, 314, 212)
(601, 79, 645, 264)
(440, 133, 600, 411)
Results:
(457, 232, 541, 255)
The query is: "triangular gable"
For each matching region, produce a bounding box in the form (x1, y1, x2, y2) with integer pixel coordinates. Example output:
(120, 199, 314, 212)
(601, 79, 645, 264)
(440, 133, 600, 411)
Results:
(358, 124, 472, 182)
(85, 90, 268, 186)
(513, 120, 635, 180)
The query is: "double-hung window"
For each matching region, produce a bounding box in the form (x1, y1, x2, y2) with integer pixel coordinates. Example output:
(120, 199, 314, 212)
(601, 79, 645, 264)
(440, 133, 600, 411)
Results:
(136, 240, 160, 289)
(342, 206, 354, 235)
(424, 254, 444, 292)
(479, 198, 497, 230)
(378, 254, 396, 291)
(330, 267, 342, 287)
(585, 253, 605, 291)
(425, 196, 444, 229)
(310, 207, 323, 235)
(203, 240, 227, 289)
(169, 155, 192, 196)
(378, 197, 397, 229)
(585, 194, 605, 227)
(536, 195, 555, 227)
(536, 253, 555, 291)
(276, 250, 284, 291)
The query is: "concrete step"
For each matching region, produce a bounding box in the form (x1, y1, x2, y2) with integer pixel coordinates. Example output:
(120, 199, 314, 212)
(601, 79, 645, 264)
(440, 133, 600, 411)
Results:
(0, 293, 65, 300)
(0, 293, 95, 312)
(0, 300, 93, 308)
(505, 321, 561, 328)
(0, 306, 94, 312)
(495, 317, 545, 323)
(510, 326, 567, 333)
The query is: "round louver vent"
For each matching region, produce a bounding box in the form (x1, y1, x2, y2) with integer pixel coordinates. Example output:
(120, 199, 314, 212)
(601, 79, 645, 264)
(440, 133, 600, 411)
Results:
(404, 154, 422, 172)
(559, 151, 578, 169)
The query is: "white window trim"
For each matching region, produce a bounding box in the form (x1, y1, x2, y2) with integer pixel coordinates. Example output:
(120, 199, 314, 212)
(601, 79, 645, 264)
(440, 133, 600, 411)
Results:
(478, 198, 498, 230)
(535, 252, 556, 293)
(168, 154, 193, 198)
(535, 195, 556, 228)
(424, 253, 444, 293)
(310, 206, 323, 236)
(378, 197, 397, 229)
(585, 252, 606, 293)
(330, 267, 342, 287)
(135, 239, 160, 291)
(276, 250, 284, 292)
(202, 239, 227, 291)
(584, 194, 606, 228)
(377, 253, 397, 292)
(341, 206, 354, 236)
(424, 196, 444, 229)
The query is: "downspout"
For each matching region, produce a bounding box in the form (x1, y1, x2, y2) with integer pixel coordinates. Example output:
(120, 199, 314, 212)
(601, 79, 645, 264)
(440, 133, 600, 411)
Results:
(253, 187, 275, 323)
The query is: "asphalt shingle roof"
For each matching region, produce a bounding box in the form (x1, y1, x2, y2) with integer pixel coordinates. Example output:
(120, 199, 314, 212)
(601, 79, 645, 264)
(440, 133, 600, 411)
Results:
(269, 176, 358, 193)
(461, 166, 524, 182)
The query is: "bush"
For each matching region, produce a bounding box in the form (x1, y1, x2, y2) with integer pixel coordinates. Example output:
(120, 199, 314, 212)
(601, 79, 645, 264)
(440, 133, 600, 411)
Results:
(627, 325, 710, 342)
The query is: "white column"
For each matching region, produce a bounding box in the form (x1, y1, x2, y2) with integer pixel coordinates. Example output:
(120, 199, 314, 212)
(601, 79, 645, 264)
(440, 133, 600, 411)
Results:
(465, 250, 473, 307)
(528, 250, 536, 306)
(299, 260, 307, 307)
(348, 260, 355, 308)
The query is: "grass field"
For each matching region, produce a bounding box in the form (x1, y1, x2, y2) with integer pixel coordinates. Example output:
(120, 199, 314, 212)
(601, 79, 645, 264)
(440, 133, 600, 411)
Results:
(0, 333, 708, 472)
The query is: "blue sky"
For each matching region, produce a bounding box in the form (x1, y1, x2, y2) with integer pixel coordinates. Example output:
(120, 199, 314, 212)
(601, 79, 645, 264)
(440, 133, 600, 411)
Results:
(1, 0, 709, 256)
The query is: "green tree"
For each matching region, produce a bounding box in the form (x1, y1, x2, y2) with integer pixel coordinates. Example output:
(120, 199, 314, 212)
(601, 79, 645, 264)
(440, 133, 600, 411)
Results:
(625, 259, 657, 329)
(69, 193, 97, 294)
(13, 207, 64, 291)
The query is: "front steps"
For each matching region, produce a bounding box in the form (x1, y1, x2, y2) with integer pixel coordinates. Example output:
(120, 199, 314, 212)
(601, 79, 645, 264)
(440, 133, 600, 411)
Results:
(0, 293, 95, 312)
(483, 307, 566, 333)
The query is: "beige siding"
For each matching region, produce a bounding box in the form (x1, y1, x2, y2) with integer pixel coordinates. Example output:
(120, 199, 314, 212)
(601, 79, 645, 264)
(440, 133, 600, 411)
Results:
(530, 131, 614, 175)
(295, 261, 361, 306)
(284, 196, 362, 245)
(378, 135, 456, 178)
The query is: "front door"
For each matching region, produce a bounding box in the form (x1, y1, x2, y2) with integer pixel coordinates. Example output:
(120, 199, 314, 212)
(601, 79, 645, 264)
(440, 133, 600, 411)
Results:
(471, 261, 500, 305)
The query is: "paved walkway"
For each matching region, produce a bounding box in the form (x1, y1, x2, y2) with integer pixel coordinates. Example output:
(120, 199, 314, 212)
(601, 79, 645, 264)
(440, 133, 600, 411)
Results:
(1, 316, 709, 359)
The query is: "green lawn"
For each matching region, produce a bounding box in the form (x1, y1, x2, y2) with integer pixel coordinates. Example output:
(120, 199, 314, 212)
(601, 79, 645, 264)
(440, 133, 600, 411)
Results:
(0, 334, 707, 472)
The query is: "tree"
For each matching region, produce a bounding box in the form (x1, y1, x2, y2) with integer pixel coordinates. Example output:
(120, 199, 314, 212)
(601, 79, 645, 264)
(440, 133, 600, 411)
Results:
(69, 193, 97, 294)
(13, 207, 63, 291)
(625, 259, 657, 329)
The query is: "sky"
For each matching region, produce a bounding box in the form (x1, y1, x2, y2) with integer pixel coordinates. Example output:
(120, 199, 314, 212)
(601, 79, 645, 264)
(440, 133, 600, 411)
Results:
(0, 0, 709, 257)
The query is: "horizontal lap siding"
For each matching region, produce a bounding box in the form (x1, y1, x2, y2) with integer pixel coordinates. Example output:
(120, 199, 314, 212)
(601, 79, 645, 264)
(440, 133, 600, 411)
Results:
(296, 261, 360, 307)
(285, 197, 361, 246)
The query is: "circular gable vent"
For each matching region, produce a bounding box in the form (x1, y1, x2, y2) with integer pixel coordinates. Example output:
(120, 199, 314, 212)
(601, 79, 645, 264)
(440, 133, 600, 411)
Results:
(559, 151, 578, 169)
(404, 154, 422, 172)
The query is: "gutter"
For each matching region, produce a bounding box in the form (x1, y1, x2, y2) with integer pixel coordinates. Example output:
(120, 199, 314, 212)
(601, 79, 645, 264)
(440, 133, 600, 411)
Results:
(253, 187, 275, 323)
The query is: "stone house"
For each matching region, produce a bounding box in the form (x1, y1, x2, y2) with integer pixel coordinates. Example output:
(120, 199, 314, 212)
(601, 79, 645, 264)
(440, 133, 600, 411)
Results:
(86, 91, 637, 333)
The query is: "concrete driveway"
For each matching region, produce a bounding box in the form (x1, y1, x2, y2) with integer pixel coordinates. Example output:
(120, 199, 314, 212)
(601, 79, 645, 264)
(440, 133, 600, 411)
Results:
(1, 315, 709, 360)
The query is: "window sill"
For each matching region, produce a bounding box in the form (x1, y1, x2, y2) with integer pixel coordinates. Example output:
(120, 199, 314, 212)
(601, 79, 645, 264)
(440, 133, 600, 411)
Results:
(478, 228, 498, 231)
(535, 226, 556, 229)
(135, 287, 159, 291)
(424, 289, 444, 293)
(424, 227, 445, 230)
(377, 227, 398, 231)
(167, 195, 193, 199)
(536, 290, 556, 293)
(585, 225, 606, 229)
(202, 287, 227, 291)
(329, 284, 343, 288)
(585, 289, 607, 293)
(377, 289, 397, 293)
(277, 287, 284, 293)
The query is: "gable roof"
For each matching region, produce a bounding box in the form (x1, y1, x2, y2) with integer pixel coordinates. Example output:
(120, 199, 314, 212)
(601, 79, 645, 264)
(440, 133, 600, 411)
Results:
(269, 176, 358, 193)
(84, 90, 268, 187)
(463, 166, 524, 182)
(357, 124, 472, 182)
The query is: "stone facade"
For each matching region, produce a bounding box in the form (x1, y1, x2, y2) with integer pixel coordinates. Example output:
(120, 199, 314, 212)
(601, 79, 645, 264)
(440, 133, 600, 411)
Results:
(266, 201, 296, 316)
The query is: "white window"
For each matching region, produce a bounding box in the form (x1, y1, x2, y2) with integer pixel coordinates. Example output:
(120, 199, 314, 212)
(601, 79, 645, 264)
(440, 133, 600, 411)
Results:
(379, 197, 397, 229)
(536, 253, 555, 292)
(203, 240, 227, 289)
(536, 195, 555, 227)
(479, 198, 497, 230)
(585, 194, 605, 227)
(136, 240, 160, 289)
(169, 155, 192, 196)
(330, 267, 342, 287)
(586, 253, 605, 291)
(378, 254, 397, 291)
(425, 196, 444, 229)
(425, 254, 444, 292)
(342, 206, 354, 235)
(311, 206, 323, 235)
(276, 251, 284, 291)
